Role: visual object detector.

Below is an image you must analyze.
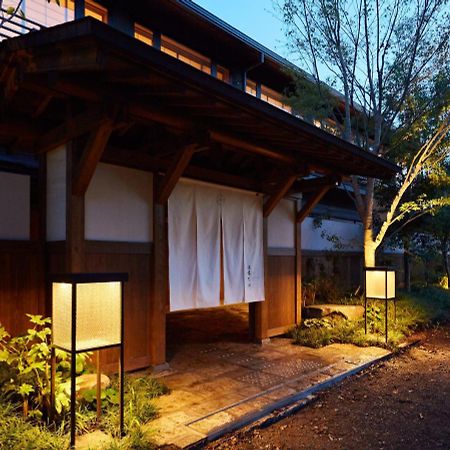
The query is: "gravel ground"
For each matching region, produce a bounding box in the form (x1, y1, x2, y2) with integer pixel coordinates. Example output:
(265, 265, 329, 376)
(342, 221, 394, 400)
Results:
(205, 324, 450, 450)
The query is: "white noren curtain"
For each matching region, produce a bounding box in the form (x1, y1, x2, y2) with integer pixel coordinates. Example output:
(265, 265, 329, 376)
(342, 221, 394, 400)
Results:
(168, 179, 264, 312)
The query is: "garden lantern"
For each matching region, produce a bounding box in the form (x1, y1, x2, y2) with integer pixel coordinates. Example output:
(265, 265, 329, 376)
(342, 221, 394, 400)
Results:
(364, 267, 396, 343)
(50, 273, 128, 448)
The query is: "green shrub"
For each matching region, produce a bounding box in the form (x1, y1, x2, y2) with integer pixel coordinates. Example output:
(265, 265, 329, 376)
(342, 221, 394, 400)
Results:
(0, 401, 67, 450)
(0, 314, 168, 449)
(292, 287, 450, 349)
(0, 315, 92, 420)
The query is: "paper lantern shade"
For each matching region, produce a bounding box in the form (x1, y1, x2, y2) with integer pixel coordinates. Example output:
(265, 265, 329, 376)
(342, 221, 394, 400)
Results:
(365, 268, 395, 300)
(51, 273, 127, 353)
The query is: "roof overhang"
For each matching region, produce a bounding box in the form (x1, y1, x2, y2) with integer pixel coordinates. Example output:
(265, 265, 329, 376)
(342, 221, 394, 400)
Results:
(0, 18, 399, 188)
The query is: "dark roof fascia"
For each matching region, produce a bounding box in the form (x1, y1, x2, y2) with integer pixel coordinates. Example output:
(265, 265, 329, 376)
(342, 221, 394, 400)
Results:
(0, 18, 400, 178)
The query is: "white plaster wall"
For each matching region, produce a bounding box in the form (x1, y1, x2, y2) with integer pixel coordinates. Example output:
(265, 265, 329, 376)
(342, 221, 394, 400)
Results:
(267, 198, 296, 249)
(85, 163, 153, 242)
(0, 172, 30, 240)
(46, 147, 67, 241)
(301, 217, 363, 251)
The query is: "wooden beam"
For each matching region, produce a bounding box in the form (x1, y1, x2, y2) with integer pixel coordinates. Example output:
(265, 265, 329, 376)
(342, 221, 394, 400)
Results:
(28, 77, 299, 166)
(72, 119, 114, 195)
(35, 108, 113, 154)
(32, 93, 53, 119)
(156, 143, 198, 204)
(0, 120, 39, 139)
(296, 184, 334, 224)
(263, 174, 297, 217)
(209, 131, 295, 165)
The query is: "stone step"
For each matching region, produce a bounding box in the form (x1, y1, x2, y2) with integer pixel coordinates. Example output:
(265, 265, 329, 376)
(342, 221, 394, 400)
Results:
(303, 304, 364, 321)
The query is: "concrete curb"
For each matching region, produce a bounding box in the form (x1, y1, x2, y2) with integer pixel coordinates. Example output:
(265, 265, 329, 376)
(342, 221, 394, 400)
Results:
(186, 338, 421, 449)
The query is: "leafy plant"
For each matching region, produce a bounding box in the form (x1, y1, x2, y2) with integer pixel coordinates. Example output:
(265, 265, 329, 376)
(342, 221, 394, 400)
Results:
(0, 314, 168, 448)
(0, 315, 91, 419)
(366, 305, 383, 334)
(292, 287, 450, 350)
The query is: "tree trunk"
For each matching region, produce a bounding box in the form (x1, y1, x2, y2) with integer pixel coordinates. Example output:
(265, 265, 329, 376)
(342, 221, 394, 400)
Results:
(364, 228, 376, 267)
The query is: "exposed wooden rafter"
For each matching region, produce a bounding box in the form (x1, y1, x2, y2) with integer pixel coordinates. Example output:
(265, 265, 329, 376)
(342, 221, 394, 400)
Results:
(156, 131, 211, 204)
(35, 107, 115, 154)
(295, 178, 341, 223)
(103, 146, 264, 193)
(72, 119, 115, 195)
(20, 76, 301, 167)
(263, 174, 298, 218)
(32, 93, 53, 119)
(156, 144, 197, 204)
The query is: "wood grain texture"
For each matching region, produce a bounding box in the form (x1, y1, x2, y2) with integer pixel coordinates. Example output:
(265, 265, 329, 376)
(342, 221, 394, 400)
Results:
(266, 255, 296, 332)
(263, 174, 297, 218)
(72, 119, 114, 196)
(151, 175, 168, 365)
(0, 241, 46, 336)
(249, 219, 269, 342)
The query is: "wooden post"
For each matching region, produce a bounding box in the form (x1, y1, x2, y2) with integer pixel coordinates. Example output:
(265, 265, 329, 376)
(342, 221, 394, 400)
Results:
(295, 197, 302, 325)
(151, 175, 168, 367)
(66, 142, 85, 272)
(249, 218, 269, 343)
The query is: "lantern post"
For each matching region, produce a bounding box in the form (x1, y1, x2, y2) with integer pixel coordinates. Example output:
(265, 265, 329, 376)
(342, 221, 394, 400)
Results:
(364, 267, 396, 344)
(50, 273, 128, 448)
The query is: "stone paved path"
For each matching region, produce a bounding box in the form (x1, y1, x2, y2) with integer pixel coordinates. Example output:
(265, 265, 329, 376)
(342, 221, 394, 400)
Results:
(148, 307, 389, 448)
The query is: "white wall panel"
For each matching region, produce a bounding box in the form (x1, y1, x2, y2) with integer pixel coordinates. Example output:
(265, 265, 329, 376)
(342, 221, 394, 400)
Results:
(85, 163, 153, 242)
(46, 147, 67, 241)
(267, 199, 295, 249)
(301, 217, 363, 251)
(0, 172, 30, 240)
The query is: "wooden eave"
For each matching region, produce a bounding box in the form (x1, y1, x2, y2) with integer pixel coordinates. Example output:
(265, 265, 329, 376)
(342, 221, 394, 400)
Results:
(0, 18, 399, 195)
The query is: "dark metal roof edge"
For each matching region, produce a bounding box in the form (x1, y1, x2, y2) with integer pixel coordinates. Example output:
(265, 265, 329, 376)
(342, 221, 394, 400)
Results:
(175, 1, 302, 71)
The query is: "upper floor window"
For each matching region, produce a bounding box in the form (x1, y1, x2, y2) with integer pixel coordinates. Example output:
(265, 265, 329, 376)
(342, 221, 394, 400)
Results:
(261, 85, 292, 113)
(161, 35, 211, 75)
(83, 0, 107, 22)
(216, 65, 229, 83)
(246, 79, 292, 113)
(134, 23, 153, 46)
(246, 79, 257, 96)
(3, 0, 74, 27)
(4, 0, 108, 28)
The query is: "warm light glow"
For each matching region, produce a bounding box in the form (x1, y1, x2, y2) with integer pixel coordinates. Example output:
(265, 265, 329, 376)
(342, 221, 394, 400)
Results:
(161, 35, 212, 74)
(135, 23, 153, 46)
(365, 269, 395, 299)
(52, 281, 121, 352)
(52, 282, 73, 351)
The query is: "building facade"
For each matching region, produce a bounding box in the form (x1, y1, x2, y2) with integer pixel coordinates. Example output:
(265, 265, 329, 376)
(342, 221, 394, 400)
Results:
(0, 0, 398, 370)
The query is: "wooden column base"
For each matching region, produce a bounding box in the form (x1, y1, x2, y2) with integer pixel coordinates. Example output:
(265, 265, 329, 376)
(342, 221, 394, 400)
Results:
(248, 300, 269, 343)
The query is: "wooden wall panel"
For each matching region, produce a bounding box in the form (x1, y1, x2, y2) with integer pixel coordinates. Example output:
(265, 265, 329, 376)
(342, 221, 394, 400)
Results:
(0, 241, 46, 336)
(266, 255, 295, 335)
(84, 241, 152, 372)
